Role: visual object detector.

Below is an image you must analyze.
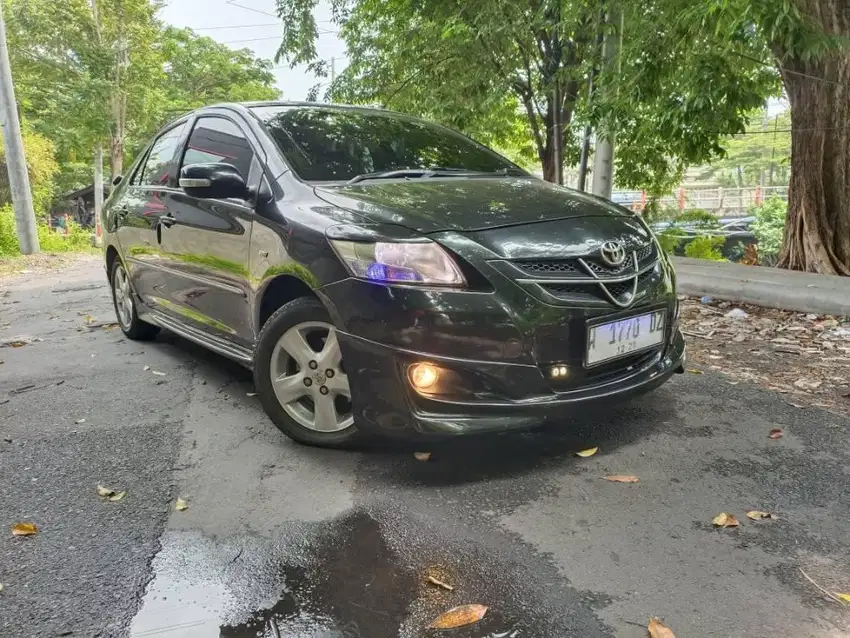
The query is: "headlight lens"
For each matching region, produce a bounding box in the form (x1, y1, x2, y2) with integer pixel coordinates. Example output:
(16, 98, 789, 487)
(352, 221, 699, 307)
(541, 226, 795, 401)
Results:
(330, 239, 467, 286)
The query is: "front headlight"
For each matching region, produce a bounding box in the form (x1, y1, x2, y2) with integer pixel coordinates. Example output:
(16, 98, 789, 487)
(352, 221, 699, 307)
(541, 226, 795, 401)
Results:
(330, 239, 467, 286)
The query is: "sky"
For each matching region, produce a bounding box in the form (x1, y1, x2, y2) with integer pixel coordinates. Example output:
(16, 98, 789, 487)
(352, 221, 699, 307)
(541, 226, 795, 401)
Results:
(159, 0, 348, 101)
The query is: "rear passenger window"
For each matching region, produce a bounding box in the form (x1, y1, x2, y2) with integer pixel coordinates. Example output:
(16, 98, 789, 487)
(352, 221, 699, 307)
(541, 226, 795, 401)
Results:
(181, 117, 255, 180)
(138, 123, 187, 186)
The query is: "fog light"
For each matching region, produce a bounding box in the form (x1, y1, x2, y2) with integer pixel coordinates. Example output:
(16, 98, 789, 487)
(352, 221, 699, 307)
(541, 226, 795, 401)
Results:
(409, 363, 440, 390)
(550, 365, 569, 379)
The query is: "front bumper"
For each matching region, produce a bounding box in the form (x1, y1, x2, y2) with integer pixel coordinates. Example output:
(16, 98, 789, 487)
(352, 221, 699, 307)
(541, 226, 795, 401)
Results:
(337, 327, 686, 437)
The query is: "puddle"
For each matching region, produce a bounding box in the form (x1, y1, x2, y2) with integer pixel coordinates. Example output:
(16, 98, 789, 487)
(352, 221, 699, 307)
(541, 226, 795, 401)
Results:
(131, 511, 527, 637)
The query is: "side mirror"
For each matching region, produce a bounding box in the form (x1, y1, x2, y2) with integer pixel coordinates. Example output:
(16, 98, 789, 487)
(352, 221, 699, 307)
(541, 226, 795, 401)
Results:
(179, 163, 248, 200)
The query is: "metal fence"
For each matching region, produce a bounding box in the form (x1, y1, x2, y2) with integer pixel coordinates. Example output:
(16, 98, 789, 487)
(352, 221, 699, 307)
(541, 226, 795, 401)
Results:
(612, 186, 788, 216)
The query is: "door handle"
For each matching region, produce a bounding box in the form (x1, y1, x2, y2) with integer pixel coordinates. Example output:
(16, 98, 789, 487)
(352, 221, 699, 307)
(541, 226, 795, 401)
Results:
(159, 212, 177, 228)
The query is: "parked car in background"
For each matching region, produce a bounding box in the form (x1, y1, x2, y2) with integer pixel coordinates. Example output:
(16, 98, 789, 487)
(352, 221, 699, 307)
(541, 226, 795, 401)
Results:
(652, 215, 756, 260)
(102, 102, 685, 447)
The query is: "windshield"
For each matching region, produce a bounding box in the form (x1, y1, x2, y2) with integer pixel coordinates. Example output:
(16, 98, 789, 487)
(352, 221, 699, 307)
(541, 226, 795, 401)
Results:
(251, 105, 522, 182)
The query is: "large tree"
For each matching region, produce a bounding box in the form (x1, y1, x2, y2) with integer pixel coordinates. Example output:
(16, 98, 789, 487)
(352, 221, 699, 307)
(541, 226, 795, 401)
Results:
(683, 0, 849, 274)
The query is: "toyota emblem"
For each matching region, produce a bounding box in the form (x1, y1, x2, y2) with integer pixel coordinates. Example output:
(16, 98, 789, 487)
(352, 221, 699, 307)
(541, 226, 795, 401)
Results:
(600, 241, 627, 267)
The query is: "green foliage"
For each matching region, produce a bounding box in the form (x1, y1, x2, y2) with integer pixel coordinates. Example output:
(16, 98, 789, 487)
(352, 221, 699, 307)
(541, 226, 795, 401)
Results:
(0, 123, 60, 217)
(709, 109, 791, 187)
(750, 196, 787, 265)
(684, 235, 726, 261)
(656, 228, 683, 255)
(0, 205, 92, 256)
(677, 209, 721, 229)
(274, 0, 781, 190)
(6, 1, 280, 195)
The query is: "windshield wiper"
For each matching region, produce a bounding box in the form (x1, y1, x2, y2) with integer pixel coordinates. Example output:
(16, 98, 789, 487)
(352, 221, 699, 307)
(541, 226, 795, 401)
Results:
(347, 167, 484, 184)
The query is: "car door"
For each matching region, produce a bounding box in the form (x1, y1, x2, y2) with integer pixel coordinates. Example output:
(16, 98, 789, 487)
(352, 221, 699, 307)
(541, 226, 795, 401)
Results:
(115, 121, 188, 309)
(157, 115, 257, 345)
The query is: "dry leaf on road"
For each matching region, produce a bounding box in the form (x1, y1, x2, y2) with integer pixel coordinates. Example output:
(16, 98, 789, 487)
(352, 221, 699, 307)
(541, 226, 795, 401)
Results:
(108, 491, 127, 502)
(426, 575, 454, 591)
(768, 428, 784, 439)
(175, 498, 188, 511)
(0, 583, 4, 592)
(712, 512, 739, 528)
(11, 522, 38, 536)
(414, 452, 432, 462)
(746, 510, 775, 521)
(648, 617, 676, 638)
(143, 365, 151, 371)
(576, 447, 599, 458)
(97, 485, 115, 498)
(74, 418, 86, 425)
(686, 368, 703, 374)
(429, 604, 488, 629)
(152, 370, 166, 377)
(836, 593, 850, 603)
(603, 475, 639, 483)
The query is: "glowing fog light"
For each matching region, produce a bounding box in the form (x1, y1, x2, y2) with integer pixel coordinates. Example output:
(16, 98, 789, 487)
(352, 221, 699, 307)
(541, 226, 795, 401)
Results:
(409, 363, 440, 390)
(550, 365, 569, 379)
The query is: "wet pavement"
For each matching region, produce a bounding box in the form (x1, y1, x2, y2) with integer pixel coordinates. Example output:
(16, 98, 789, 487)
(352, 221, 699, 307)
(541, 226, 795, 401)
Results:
(2, 257, 850, 638)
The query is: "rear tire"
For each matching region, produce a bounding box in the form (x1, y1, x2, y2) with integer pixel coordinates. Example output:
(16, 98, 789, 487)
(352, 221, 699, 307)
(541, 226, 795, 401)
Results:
(110, 259, 159, 341)
(254, 297, 361, 448)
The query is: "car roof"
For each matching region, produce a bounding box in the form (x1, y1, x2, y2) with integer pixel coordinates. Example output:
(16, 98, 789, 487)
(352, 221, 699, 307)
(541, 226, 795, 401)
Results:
(193, 101, 395, 119)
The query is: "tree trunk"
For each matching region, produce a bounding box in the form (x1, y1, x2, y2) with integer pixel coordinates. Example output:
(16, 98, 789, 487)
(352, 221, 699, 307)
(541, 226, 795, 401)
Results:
(776, 1, 850, 275)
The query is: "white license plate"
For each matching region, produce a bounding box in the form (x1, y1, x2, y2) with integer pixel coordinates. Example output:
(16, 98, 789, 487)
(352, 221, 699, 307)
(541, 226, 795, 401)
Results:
(586, 310, 666, 366)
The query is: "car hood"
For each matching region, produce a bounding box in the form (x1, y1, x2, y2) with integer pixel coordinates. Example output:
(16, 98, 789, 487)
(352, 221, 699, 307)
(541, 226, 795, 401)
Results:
(313, 177, 631, 234)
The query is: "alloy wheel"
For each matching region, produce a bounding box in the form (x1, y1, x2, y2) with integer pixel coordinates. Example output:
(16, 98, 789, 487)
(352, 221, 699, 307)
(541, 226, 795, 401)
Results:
(113, 264, 134, 329)
(269, 321, 353, 433)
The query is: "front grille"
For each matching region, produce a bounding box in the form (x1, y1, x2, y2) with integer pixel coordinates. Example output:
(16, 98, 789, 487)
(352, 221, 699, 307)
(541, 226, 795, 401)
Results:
(583, 257, 631, 277)
(541, 282, 607, 303)
(603, 280, 632, 298)
(515, 259, 582, 275)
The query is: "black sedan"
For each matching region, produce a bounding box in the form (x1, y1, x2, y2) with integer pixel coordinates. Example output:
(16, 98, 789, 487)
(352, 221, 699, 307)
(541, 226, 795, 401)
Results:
(102, 102, 686, 447)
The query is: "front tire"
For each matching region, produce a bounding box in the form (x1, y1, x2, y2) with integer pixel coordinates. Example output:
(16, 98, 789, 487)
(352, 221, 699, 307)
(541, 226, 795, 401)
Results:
(254, 297, 360, 448)
(110, 259, 159, 341)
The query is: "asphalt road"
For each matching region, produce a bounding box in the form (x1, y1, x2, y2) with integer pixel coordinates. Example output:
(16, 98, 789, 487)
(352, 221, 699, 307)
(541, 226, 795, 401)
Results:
(1, 256, 849, 638)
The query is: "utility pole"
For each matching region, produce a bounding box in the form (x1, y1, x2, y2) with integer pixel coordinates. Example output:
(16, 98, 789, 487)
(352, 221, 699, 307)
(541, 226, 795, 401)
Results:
(90, 0, 104, 244)
(591, 3, 623, 200)
(0, 0, 39, 253)
(577, 1, 606, 192)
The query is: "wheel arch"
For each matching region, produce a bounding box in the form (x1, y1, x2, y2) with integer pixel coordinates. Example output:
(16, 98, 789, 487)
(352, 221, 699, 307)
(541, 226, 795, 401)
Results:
(255, 274, 343, 335)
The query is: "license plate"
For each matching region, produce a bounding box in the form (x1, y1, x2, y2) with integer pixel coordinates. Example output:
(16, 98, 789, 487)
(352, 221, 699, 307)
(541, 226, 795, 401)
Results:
(586, 310, 666, 366)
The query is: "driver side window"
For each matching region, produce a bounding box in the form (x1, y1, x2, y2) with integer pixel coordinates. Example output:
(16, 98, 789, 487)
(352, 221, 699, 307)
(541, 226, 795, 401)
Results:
(180, 117, 255, 181)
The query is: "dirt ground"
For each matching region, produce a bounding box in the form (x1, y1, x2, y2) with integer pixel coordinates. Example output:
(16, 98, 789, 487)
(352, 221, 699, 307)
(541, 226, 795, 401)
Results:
(680, 296, 850, 415)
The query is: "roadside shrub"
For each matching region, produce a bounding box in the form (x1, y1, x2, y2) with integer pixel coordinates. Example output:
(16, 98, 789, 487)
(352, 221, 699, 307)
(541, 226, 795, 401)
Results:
(0, 205, 19, 255)
(684, 235, 726, 261)
(0, 204, 91, 255)
(656, 228, 683, 254)
(750, 196, 786, 266)
(677, 208, 720, 230)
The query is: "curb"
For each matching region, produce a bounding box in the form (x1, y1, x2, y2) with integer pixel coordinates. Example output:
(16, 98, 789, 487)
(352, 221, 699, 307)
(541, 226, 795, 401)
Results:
(672, 257, 850, 317)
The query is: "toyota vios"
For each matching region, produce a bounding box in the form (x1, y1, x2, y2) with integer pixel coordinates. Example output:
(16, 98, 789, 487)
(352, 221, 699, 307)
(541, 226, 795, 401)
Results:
(102, 102, 686, 447)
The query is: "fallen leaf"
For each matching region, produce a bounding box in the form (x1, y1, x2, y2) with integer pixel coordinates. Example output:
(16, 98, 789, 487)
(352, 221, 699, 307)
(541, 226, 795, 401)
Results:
(143, 365, 150, 371)
(426, 575, 454, 591)
(648, 617, 676, 638)
(11, 522, 38, 536)
(768, 428, 784, 439)
(247, 392, 257, 397)
(0, 583, 4, 592)
(603, 475, 639, 483)
(108, 491, 127, 502)
(97, 485, 115, 497)
(576, 447, 598, 458)
(712, 512, 739, 528)
(84, 315, 94, 323)
(747, 510, 775, 521)
(151, 370, 166, 377)
(175, 498, 188, 511)
(429, 604, 488, 629)
(11, 342, 25, 348)
(687, 368, 704, 374)
(836, 593, 850, 603)
(414, 452, 431, 462)
(74, 418, 86, 425)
